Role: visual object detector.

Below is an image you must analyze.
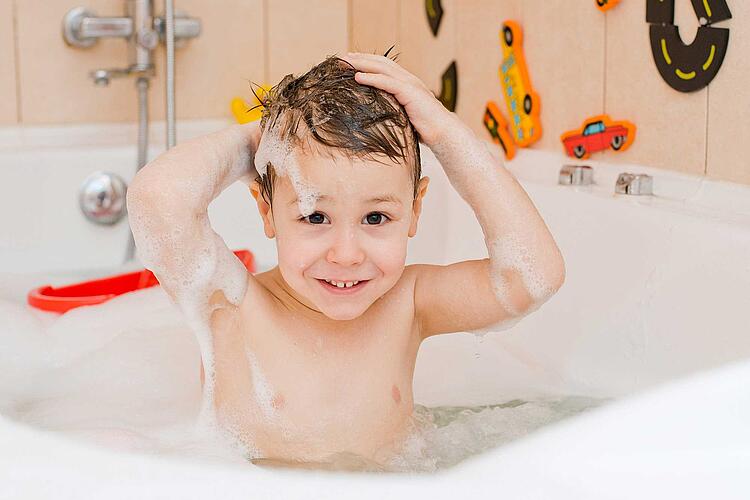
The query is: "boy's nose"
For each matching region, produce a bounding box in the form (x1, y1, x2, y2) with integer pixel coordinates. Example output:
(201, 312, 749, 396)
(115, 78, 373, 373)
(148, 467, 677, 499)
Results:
(326, 226, 365, 266)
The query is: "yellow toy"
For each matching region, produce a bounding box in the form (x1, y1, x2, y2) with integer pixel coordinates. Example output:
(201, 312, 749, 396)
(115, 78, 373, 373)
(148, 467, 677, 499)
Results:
(231, 84, 270, 124)
(483, 20, 541, 159)
(498, 21, 542, 148)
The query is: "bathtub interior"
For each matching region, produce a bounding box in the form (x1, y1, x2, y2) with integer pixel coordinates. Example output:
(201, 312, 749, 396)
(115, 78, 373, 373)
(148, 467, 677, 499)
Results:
(2, 121, 750, 476)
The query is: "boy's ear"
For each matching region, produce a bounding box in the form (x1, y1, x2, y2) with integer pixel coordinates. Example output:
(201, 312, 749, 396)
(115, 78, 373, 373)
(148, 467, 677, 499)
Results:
(249, 180, 276, 239)
(408, 176, 430, 238)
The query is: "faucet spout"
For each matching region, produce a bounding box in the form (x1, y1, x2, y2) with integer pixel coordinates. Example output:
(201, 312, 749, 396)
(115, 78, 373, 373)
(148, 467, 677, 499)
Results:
(89, 66, 154, 86)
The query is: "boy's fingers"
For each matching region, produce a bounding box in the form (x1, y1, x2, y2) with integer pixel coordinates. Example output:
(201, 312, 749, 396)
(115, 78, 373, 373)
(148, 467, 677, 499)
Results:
(348, 53, 431, 92)
(354, 72, 420, 105)
(345, 52, 414, 82)
(343, 54, 400, 79)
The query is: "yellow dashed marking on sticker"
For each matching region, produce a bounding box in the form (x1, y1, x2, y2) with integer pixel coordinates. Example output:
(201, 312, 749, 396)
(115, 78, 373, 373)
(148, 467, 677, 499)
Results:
(661, 38, 672, 65)
(676, 69, 696, 80)
(703, 44, 716, 70)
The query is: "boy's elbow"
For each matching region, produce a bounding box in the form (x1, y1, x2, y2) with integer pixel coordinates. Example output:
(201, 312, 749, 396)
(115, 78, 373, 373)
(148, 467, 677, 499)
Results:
(545, 251, 566, 296)
(126, 174, 156, 219)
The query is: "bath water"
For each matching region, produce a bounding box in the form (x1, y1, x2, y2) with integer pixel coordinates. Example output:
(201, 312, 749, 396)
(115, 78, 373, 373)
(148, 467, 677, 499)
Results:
(0, 286, 606, 472)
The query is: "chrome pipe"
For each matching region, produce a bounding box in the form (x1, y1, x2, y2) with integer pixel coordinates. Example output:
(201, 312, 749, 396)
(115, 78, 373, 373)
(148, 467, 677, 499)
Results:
(165, 0, 176, 149)
(125, 75, 151, 261)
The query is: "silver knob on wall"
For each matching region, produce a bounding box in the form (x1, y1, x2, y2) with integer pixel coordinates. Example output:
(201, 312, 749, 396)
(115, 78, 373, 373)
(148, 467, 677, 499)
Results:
(79, 172, 128, 225)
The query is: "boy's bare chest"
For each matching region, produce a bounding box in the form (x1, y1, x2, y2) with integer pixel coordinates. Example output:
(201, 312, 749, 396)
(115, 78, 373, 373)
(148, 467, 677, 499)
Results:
(211, 281, 421, 459)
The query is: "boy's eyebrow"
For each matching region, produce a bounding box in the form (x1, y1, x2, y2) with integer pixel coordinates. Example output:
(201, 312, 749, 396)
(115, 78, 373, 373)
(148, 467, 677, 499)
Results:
(287, 194, 403, 206)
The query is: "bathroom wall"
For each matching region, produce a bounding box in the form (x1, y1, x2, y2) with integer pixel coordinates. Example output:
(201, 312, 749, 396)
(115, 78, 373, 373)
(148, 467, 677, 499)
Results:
(0, 0, 17, 124)
(353, 0, 750, 185)
(0, 0, 347, 124)
(0, 0, 748, 184)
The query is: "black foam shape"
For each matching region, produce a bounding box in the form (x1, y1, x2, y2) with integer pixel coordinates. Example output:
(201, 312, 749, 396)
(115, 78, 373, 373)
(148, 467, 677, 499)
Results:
(646, 0, 674, 24)
(690, 0, 732, 24)
(438, 61, 457, 112)
(649, 24, 730, 92)
(425, 0, 444, 37)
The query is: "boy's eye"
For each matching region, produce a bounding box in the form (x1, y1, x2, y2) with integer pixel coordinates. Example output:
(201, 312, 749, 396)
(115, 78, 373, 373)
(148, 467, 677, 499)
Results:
(298, 212, 390, 225)
(301, 212, 329, 224)
(363, 212, 390, 225)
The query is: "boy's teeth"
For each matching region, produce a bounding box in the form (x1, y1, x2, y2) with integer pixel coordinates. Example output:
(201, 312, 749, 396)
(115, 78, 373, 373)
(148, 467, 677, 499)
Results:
(323, 279, 360, 288)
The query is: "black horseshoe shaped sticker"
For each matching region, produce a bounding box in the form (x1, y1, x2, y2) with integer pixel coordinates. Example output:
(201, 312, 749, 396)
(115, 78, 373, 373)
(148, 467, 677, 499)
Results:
(437, 61, 457, 112)
(646, 0, 732, 93)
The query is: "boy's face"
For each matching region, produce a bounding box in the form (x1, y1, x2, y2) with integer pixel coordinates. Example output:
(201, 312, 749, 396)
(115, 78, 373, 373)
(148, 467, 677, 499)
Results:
(251, 148, 429, 321)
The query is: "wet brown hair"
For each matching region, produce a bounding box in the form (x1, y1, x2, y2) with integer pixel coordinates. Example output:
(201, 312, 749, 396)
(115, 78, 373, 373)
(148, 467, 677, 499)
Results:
(252, 47, 421, 209)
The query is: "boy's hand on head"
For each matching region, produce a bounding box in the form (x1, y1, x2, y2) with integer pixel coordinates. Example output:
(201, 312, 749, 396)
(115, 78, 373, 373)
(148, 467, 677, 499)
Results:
(343, 52, 461, 147)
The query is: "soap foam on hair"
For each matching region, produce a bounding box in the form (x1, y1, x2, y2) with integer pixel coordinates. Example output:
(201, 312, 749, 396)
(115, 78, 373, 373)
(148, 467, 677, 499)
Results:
(254, 124, 320, 217)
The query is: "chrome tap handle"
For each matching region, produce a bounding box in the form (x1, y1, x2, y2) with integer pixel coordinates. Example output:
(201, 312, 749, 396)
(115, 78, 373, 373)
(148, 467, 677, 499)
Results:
(615, 173, 654, 196)
(154, 15, 202, 46)
(63, 7, 133, 48)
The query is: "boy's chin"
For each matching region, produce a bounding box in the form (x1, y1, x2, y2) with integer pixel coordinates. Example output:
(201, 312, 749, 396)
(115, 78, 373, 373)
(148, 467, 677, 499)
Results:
(319, 304, 369, 322)
(314, 296, 376, 321)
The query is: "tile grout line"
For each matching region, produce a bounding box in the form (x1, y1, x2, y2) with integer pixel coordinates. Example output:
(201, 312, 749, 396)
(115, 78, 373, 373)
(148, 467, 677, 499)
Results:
(262, 0, 269, 85)
(12, 0, 22, 123)
(396, 0, 401, 56)
(346, 0, 352, 52)
(704, 85, 710, 176)
(602, 11, 608, 114)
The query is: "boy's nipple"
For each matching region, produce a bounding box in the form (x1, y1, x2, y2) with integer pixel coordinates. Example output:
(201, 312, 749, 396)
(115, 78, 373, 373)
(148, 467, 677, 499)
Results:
(391, 384, 402, 404)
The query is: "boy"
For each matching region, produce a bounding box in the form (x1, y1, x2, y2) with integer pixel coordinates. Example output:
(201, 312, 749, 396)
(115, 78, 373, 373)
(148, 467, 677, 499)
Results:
(126, 53, 565, 469)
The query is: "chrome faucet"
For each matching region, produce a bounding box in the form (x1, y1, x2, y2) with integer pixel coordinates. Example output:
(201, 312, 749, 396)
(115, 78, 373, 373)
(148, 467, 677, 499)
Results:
(559, 165, 594, 186)
(615, 173, 654, 195)
(62, 2, 199, 86)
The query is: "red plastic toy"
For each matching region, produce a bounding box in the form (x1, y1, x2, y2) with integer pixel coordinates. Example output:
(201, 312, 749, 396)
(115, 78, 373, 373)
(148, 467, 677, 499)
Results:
(560, 114, 636, 159)
(27, 249, 255, 314)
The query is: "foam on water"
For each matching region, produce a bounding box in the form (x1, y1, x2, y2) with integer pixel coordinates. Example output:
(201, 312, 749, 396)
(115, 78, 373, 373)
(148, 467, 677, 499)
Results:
(0, 288, 248, 465)
(0, 289, 606, 472)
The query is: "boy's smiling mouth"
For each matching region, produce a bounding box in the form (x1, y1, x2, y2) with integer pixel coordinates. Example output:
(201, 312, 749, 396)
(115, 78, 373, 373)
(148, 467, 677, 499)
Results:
(316, 278, 370, 293)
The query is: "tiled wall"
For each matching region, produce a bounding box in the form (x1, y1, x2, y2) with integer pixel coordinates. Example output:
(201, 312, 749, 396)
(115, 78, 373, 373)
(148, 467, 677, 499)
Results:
(1, 1, 748, 184)
(0, 0, 18, 124)
(0, 0, 347, 124)
(352, 0, 749, 185)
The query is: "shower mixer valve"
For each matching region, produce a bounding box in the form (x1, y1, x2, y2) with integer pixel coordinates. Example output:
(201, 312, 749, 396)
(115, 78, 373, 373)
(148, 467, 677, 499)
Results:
(62, 1, 201, 86)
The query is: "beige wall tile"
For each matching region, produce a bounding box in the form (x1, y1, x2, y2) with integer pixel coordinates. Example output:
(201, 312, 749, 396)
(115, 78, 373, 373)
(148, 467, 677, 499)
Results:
(398, 0, 456, 108)
(17, 0, 265, 124)
(266, 0, 348, 85)
(149, 0, 265, 121)
(0, 0, 18, 124)
(520, 0, 605, 152)
(454, 0, 521, 138)
(605, 0, 707, 175)
(706, 2, 750, 184)
(17, 0, 136, 124)
(349, 0, 398, 54)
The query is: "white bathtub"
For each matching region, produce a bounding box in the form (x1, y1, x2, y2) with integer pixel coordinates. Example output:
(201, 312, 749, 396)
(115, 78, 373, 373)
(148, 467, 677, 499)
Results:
(1, 121, 750, 498)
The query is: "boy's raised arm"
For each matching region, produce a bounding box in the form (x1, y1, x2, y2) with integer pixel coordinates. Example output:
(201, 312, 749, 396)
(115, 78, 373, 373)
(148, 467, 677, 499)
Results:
(411, 120, 565, 337)
(344, 52, 565, 338)
(126, 121, 261, 311)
